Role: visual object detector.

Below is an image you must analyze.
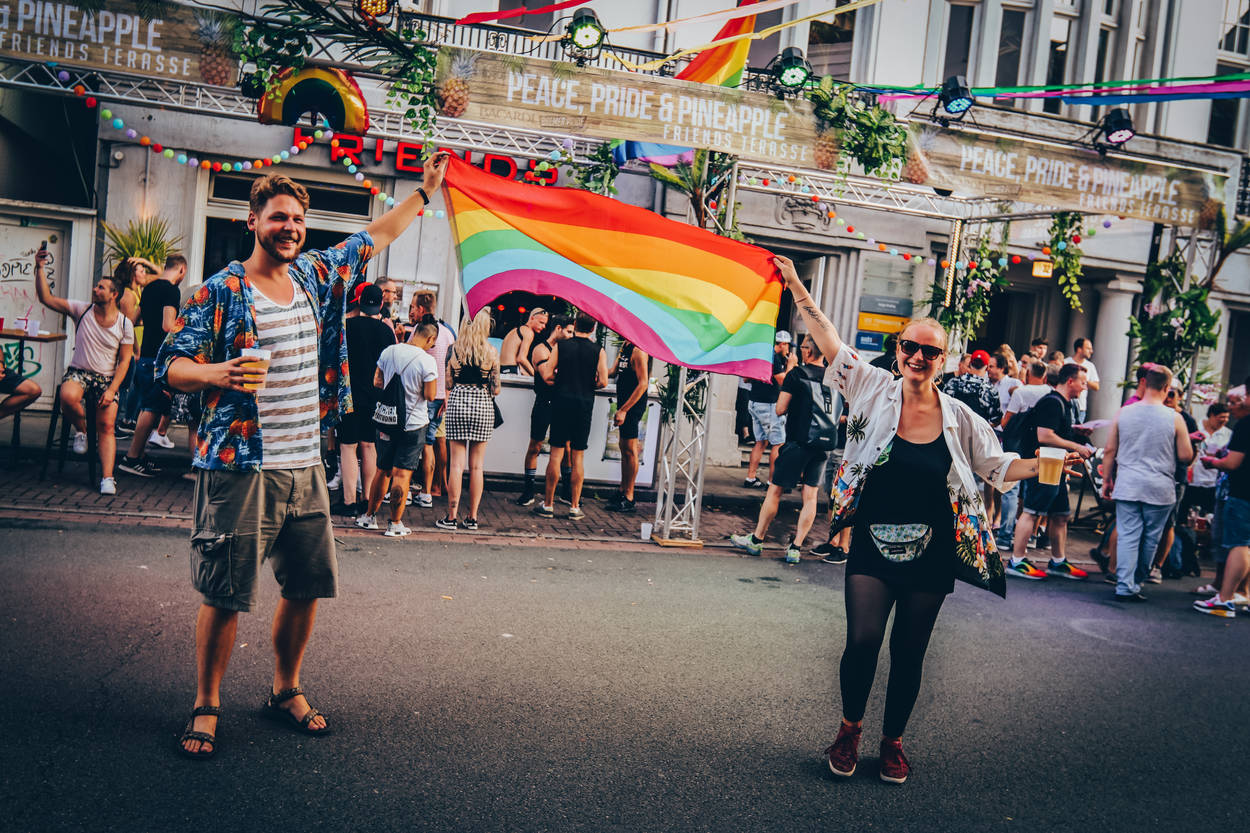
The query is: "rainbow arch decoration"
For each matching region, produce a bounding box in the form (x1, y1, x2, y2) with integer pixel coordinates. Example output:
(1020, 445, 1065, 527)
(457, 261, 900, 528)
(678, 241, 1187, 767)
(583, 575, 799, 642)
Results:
(258, 67, 370, 135)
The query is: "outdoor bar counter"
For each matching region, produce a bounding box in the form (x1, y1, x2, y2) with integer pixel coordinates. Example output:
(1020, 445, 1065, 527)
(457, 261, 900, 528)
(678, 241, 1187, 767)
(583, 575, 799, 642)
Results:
(482, 374, 662, 488)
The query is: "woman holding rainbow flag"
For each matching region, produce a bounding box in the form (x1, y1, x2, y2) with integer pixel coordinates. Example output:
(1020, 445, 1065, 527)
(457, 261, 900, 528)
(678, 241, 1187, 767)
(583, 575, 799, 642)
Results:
(774, 255, 1077, 784)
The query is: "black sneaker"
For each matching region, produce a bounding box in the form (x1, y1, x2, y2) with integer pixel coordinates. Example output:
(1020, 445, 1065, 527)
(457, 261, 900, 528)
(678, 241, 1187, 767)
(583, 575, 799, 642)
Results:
(1113, 591, 1148, 602)
(117, 456, 160, 477)
(616, 498, 637, 514)
(533, 504, 555, 518)
(811, 543, 847, 564)
(743, 477, 766, 489)
(605, 492, 624, 512)
(434, 516, 458, 531)
(1088, 546, 1110, 574)
(514, 490, 535, 507)
(459, 518, 479, 531)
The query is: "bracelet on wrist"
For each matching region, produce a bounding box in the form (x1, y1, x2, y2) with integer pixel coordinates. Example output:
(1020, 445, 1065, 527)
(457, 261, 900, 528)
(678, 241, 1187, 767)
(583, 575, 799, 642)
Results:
(417, 187, 430, 205)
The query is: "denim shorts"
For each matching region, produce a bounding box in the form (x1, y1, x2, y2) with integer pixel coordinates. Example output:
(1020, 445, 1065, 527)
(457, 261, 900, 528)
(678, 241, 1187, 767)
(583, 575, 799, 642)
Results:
(1020, 475, 1071, 517)
(748, 399, 784, 446)
(424, 399, 445, 447)
(1223, 497, 1250, 550)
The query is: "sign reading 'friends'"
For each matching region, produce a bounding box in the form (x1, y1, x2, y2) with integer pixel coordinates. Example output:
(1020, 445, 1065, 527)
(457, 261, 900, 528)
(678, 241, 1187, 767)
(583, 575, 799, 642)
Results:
(434, 47, 818, 167)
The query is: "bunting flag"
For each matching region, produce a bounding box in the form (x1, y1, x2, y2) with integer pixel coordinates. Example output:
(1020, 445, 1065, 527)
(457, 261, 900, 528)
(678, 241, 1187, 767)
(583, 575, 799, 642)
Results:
(613, 0, 758, 167)
(442, 155, 782, 381)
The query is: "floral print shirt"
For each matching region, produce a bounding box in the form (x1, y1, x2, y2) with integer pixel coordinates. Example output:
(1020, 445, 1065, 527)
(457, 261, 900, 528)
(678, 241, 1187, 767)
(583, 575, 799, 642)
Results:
(826, 344, 1018, 596)
(942, 373, 1003, 426)
(156, 232, 374, 471)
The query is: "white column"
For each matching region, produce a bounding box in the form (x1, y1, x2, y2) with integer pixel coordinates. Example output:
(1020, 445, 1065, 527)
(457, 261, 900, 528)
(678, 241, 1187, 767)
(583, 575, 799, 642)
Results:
(1089, 277, 1142, 422)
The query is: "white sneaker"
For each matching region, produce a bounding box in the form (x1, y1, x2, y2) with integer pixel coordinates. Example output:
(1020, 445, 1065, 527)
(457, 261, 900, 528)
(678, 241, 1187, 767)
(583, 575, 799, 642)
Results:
(72, 431, 87, 455)
(326, 472, 342, 490)
(1146, 567, 1163, 584)
(99, 477, 116, 496)
(354, 513, 378, 530)
(146, 431, 176, 449)
(383, 521, 412, 537)
(416, 493, 433, 508)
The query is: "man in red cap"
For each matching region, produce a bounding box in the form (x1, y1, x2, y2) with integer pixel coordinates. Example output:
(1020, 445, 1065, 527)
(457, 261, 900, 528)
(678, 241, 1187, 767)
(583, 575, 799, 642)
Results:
(942, 348, 1002, 426)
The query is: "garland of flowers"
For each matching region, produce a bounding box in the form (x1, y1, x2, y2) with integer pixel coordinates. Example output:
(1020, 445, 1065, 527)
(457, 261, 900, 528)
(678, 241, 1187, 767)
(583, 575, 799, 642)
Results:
(927, 222, 1010, 337)
(1046, 211, 1085, 311)
(1128, 250, 1221, 386)
(234, 0, 439, 139)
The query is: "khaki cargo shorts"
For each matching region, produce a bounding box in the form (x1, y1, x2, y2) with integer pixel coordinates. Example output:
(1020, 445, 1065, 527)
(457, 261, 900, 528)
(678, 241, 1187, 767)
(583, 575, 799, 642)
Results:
(191, 466, 337, 613)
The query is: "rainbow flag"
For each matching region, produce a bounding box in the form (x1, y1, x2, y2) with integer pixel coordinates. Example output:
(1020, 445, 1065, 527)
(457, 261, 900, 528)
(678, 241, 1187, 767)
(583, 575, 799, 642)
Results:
(443, 155, 781, 381)
(613, 1, 758, 166)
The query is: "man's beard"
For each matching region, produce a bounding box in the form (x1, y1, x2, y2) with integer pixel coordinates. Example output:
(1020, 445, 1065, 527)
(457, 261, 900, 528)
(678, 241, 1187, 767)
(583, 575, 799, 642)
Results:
(258, 230, 302, 263)
(381, 302, 392, 319)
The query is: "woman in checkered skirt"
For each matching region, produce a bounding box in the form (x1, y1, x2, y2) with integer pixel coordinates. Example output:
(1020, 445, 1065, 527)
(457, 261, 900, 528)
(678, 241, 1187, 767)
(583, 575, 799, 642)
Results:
(438, 308, 501, 531)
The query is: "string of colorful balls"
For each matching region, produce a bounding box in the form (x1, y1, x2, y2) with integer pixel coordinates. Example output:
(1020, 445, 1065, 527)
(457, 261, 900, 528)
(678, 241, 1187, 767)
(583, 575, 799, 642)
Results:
(67, 78, 448, 217)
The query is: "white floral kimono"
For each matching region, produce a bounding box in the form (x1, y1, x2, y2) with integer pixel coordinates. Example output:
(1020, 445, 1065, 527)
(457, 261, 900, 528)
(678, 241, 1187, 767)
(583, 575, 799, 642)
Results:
(825, 344, 1019, 596)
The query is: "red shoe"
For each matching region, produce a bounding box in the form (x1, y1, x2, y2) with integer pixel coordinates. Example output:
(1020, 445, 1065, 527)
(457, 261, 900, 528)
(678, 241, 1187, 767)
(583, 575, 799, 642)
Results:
(824, 721, 862, 777)
(879, 737, 910, 784)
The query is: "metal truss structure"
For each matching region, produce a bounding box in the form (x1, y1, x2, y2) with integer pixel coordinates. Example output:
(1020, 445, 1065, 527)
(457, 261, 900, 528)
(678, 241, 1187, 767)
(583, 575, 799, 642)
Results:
(651, 367, 712, 545)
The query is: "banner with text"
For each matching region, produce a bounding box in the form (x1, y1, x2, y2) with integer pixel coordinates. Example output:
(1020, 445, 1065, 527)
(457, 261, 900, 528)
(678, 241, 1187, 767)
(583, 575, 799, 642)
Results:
(434, 47, 819, 167)
(0, 0, 235, 86)
(901, 125, 1226, 226)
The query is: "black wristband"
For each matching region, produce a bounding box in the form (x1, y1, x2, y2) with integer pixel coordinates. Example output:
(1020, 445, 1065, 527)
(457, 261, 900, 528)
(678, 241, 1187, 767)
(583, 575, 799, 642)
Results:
(417, 187, 430, 205)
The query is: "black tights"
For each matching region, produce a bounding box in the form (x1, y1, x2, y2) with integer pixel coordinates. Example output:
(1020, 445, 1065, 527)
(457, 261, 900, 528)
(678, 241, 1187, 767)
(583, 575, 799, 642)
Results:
(839, 573, 946, 738)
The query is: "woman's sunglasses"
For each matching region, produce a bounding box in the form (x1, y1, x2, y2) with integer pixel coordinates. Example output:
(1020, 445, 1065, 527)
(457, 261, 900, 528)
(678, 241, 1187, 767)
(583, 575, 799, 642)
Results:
(898, 339, 944, 362)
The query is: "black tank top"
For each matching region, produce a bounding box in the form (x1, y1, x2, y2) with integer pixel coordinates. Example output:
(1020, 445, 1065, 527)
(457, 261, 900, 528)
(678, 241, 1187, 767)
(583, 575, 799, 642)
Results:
(615, 343, 647, 409)
(531, 340, 554, 396)
(556, 336, 598, 401)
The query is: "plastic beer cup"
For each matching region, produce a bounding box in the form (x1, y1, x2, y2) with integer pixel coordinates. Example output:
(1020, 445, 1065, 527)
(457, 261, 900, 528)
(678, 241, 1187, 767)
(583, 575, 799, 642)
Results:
(1037, 447, 1066, 486)
(241, 348, 271, 392)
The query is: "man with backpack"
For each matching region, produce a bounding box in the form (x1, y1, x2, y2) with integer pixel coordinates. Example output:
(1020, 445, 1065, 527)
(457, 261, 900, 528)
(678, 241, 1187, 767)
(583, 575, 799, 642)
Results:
(355, 322, 438, 537)
(732, 334, 838, 564)
(995, 360, 1050, 549)
(1004, 362, 1094, 580)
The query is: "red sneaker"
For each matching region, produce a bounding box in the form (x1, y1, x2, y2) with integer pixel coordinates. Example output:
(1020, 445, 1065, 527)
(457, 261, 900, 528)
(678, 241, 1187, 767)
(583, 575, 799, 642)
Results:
(824, 722, 862, 777)
(879, 737, 910, 784)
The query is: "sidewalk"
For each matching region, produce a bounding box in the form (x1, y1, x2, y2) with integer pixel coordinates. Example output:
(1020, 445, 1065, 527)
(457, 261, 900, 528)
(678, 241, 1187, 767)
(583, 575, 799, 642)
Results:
(1, 413, 1109, 566)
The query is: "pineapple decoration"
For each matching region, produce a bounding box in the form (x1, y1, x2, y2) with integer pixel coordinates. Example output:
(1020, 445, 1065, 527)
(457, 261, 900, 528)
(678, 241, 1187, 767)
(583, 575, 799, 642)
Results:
(194, 9, 239, 87)
(808, 76, 854, 172)
(1197, 173, 1222, 230)
(814, 125, 839, 172)
(437, 49, 478, 119)
(901, 127, 935, 185)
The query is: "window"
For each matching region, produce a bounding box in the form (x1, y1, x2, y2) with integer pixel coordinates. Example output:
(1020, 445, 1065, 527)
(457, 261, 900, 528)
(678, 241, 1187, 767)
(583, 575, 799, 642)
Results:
(747, 9, 785, 69)
(808, 10, 856, 81)
(943, 3, 976, 80)
(496, 0, 554, 34)
(1223, 0, 1250, 55)
(1208, 65, 1243, 146)
(1089, 27, 1115, 119)
(1043, 16, 1072, 114)
(995, 9, 1028, 91)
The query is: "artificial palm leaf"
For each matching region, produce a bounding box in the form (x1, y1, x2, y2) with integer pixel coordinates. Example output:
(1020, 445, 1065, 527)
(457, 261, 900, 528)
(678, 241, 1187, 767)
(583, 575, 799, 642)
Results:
(101, 217, 183, 272)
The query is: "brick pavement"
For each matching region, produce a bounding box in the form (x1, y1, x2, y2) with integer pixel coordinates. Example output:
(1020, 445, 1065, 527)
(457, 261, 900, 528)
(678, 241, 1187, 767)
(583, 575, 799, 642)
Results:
(1, 435, 1106, 566)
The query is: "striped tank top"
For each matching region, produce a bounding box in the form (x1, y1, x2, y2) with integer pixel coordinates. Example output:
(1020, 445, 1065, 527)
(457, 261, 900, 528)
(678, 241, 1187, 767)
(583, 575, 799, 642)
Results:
(252, 277, 322, 470)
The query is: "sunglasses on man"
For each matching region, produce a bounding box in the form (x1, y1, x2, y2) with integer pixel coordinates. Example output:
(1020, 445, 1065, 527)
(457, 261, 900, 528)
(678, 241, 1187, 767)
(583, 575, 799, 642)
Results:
(898, 339, 944, 361)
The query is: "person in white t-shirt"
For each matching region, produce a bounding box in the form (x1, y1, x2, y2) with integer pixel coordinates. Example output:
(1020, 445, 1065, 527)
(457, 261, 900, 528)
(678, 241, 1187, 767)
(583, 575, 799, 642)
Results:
(988, 353, 1021, 419)
(1065, 338, 1100, 421)
(356, 323, 438, 537)
(34, 248, 135, 495)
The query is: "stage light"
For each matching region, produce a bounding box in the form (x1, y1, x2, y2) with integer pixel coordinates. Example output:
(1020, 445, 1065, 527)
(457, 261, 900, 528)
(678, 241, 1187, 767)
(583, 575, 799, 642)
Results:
(938, 75, 973, 115)
(566, 9, 606, 51)
(1100, 108, 1135, 145)
(772, 47, 812, 91)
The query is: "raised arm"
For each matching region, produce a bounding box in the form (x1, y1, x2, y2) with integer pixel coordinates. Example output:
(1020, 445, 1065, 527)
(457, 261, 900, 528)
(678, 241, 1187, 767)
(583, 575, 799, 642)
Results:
(364, 152, 448, 250)
(774, 255, 842, 359)
(33, 249, 72, 316)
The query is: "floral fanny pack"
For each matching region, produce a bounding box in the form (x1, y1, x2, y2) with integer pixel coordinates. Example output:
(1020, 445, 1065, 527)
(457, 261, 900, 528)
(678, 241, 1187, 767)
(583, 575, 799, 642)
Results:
(868, 523, 932, 562)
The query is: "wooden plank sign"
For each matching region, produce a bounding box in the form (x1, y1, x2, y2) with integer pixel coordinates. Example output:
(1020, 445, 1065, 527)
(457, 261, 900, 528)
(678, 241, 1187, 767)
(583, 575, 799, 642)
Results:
(900, 124, 1226, 227)
(433, 47, 820, 167)
(0, 0, 237, 86)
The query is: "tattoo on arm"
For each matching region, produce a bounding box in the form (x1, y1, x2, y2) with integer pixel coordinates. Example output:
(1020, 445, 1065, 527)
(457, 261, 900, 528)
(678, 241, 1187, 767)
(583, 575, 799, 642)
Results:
(800, 301, 832, 330)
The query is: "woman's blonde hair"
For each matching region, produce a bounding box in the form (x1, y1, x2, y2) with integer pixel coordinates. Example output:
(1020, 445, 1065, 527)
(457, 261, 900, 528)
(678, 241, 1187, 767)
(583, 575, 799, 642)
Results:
(450, 308, 499, 372)
(897, 317, 949, 350)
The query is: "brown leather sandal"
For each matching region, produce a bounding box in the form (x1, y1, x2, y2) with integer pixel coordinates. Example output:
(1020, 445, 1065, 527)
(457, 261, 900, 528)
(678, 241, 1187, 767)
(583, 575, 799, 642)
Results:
(177, 705, 221, 760)
(261, 687, 332, 736)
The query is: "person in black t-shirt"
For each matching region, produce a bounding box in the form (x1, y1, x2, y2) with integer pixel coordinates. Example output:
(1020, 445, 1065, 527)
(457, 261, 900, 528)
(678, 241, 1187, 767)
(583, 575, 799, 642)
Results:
(117, 255, 187, 478)
(607, 339, 650, 514)
(1195, 388, 1250, 616)
(535, 314, 607, 519)
(743, 331, 795, 488)
(1005, 362, 1094, 581)
(333, 284, 396, 515)
(732, 335, 834, 563)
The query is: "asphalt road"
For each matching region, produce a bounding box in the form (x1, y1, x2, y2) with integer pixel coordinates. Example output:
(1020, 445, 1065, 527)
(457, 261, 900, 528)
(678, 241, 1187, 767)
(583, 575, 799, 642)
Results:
(1, 521, 1245, 833)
